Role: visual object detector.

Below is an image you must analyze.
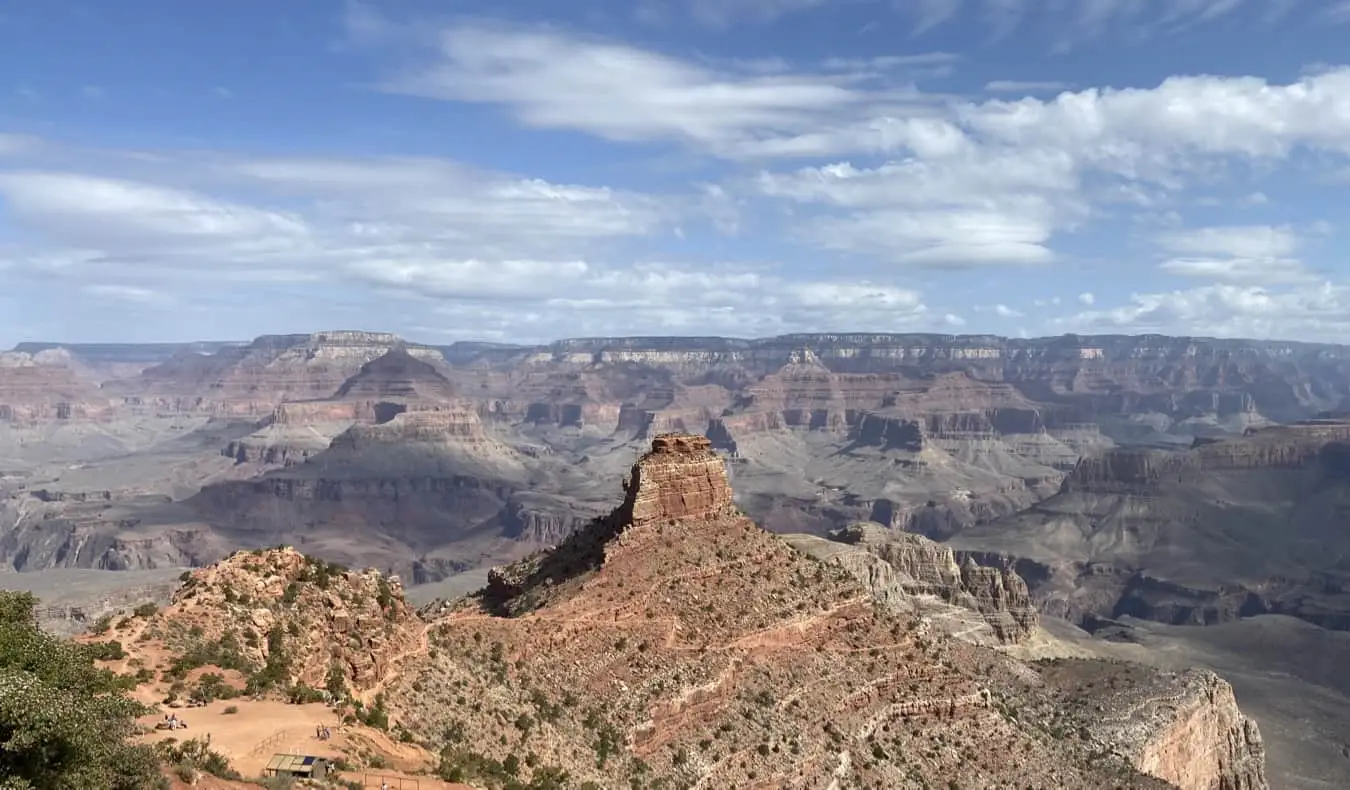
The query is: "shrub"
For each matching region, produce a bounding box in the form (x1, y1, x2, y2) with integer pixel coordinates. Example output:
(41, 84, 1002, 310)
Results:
(287, 683, 326, 704)
(86, 640, 127, 661)
(157, 737, 241, 780)
(133, 603, 159, 619)
(89, 613, 114, 635)
(0, 591, 165, 789)
(223, 705, 239, 714)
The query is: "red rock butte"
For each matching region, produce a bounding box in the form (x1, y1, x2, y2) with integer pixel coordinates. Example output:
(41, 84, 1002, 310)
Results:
(615, 433, 735, 527)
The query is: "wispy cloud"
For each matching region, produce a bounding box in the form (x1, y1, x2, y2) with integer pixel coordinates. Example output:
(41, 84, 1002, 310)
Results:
(983, 79, 1071, 93)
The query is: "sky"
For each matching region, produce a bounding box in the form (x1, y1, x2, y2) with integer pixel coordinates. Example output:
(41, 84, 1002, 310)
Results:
(3, 0, 1350, 345)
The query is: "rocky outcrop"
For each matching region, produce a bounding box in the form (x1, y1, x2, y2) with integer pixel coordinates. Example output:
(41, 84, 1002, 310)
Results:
(1131, 671, 1268, 790)
(327, 408, 494, 449)
(1060, 663, 1269, 790)
(142, 547, 423, 693)
(1066, 420, 1350, 494)
(483, 433, 737, 610)
(612, 434, 734, 527)
(332, 348, 457, 402)
(792, 522, 1038, 644)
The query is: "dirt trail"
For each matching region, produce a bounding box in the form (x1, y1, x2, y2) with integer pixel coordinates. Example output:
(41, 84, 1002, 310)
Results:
(358, 621, 432, 707)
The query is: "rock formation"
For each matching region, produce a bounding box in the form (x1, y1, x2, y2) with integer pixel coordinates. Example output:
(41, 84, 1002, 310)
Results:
(1038, 658, 1268, 790)
(110, 331, 448, 416)
(0, 349, 112, 422)
(140, 547, 421, 693)
(786, 522, 1039, 645)
(398, 434, 1266, 788)
(950, 419, 1350, 635)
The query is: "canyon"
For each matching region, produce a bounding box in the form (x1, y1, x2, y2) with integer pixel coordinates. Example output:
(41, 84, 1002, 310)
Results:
(4, 329, 1350, 786)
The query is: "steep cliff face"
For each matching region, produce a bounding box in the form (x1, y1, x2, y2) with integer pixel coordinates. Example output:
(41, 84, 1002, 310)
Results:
(802, 522, 1039, 645)
(0, 349, 113, 422)
(114, 331, 448, 416)
(952, 418, 1350, 637)
(1040, 660, 1268, 790)
(444, 332, 1350, 425)
(611, 433, 734, 527)
(1132, 672, 1268, 790)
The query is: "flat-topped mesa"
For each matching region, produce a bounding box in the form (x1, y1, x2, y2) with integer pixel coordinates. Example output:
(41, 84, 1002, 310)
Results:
(613, 433, 735, 527)
(1065, 419, 1350, 493)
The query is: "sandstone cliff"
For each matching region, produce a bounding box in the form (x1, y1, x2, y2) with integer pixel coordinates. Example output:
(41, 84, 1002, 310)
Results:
(785, 522, 1039, 645)
(0, 349, 113, 422)
(1036, 658, 1268, 790)
(113, 331, 448, 416)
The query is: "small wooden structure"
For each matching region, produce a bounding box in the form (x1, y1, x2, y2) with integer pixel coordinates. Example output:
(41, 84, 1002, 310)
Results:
(263, 753, 331, 780)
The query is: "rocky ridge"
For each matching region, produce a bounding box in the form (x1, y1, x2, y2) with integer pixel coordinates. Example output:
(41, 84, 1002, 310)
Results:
(133, 546, 422, 694)
(785, 521, 1040, 645)
(400, 433, 1265, 789)
(110, 331, 447, 417)
(1035, 659, 1268, 790)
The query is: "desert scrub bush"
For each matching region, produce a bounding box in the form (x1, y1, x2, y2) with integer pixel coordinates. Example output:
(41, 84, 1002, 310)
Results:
(157, 737, 241, 780)
(85, 639, 127, 661)
(287, 683, 327, 704)
(0, 590, 166, 789)
(133, 602, 159, 618)
(223, 705, 239, 714)
(89, 613, 114, 635)
(193, 672, 239, 702)
(166, 633, 252, 679)
(376, 576, 395, 612)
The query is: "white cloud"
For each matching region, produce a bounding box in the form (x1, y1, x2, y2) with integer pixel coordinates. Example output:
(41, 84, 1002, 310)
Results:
(348, 17, 1350, 273)
(1152, 224, 1318, 285)
(1324, 0, 1350, 24)
(1057, 282, 1350, 341)
(1078, 291, 1095, 305)
(993, 303, 1023, 317)
(983, 80, 1072, 93)
(1155, 225, 1301, 258)
(0, 142, 940, 341)
(82, 284, 165, 304)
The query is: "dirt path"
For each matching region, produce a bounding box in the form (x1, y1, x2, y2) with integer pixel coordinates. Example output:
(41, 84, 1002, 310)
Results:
(358, 621, 432, 707)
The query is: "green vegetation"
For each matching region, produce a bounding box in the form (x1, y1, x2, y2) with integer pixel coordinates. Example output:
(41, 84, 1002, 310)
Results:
(156, 737, 240, 782)
(165, 632, 252, 679)
(0, 590, 166, 789)
(436, 746, 572, 790)
(245, 625, 292, 693)
(85, 640, 126, 661)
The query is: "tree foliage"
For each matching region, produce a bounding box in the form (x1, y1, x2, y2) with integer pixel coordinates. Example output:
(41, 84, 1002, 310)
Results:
(0, 590, 166, 789)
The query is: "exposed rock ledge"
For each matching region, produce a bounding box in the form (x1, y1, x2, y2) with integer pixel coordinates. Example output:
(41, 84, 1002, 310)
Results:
(785, 522, 1039, 645)
(1095, 666, 1268, 790)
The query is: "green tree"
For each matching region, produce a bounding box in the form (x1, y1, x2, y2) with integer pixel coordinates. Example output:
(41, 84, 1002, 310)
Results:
(0, 590, 166, 789)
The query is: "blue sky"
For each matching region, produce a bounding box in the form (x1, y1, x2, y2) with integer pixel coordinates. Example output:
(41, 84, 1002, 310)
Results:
(3, 0, 1350, 345)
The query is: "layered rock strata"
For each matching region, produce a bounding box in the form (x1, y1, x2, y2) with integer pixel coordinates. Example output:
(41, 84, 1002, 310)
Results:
(792, 522, 1038, 645)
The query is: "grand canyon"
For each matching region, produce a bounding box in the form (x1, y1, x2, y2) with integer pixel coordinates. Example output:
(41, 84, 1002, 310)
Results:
(6, 329, 1350, 788)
